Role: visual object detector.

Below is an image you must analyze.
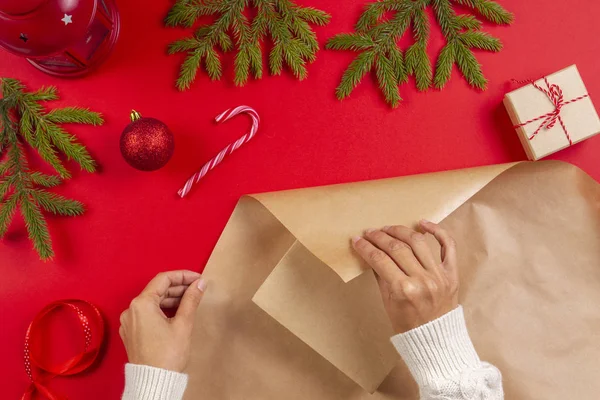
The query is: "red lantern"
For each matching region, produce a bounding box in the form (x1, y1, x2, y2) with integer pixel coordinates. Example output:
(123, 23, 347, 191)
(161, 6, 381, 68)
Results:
(0, 0, 120, 77)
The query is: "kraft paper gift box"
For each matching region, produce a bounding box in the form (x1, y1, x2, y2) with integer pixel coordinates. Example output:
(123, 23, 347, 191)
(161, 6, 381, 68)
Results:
(183, 161, 600, 400)
(504, 65, 600, 160)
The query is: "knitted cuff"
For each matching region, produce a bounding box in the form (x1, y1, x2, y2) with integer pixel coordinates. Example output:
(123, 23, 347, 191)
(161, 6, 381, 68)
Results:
(123, 364, 188, 400)
(390, 306, 481, 387)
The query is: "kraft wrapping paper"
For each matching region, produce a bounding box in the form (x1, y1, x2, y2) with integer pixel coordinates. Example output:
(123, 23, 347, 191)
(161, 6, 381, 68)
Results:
(184, 161, 600, 399)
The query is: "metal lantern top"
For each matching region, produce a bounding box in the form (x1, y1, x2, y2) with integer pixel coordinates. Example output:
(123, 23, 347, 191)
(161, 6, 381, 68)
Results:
(0, 0, 97, 57)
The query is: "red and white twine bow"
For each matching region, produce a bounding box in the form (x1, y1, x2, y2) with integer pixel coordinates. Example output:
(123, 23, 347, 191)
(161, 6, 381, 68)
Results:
(513, 77, 589, 145)
(22, 300, 104, 400)
(178, 105, 260, 198)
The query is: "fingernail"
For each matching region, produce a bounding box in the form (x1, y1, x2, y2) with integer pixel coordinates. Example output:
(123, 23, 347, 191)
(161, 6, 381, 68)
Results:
(382, 226, 390, 231)
(197, 278, 207, 292)
(420, 219, 431, 225)
(352, 236, 362, 244)
(365, 228, 376, 234)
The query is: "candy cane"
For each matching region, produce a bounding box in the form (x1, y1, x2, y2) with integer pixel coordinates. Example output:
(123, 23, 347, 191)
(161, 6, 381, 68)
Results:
(178, 105, 260, 198)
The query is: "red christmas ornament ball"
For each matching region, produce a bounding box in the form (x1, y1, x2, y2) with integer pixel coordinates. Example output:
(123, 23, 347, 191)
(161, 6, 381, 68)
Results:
(120, 110, 174, 171)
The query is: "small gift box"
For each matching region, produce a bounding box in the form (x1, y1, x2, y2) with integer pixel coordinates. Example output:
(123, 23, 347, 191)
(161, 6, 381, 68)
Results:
(504, 65, 600, 160)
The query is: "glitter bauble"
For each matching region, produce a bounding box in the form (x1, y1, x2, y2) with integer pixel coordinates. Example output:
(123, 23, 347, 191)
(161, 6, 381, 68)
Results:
(120, 110, 174, 171)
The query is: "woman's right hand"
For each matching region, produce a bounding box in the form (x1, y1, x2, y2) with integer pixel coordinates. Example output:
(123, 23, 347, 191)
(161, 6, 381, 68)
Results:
(352, 220, 459, 334)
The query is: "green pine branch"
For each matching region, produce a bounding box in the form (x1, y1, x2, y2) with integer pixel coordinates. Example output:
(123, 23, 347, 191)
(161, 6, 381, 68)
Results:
(166, 0, 331, 90)
(327, 0, 512, 107)
(0, 78, 103, 260)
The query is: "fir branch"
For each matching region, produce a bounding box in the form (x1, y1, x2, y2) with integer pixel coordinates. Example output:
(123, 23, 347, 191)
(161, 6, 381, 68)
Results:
(0, 179, 11, 199)
(455, 14, 482, 30)
(166, 0, 331, 89)
(327, 2, 415, 106)
(458, 30, 502, 51)
(375, 52, 401, 106)
(21, 193, 53, 260)
(247, 42, 263, 78)
(0, 78, 103, 260)
(355, 1, 390, 34)
(44, 123, 96, 173)
(406, 43, 432, 91)
(217, 31, 234, 51)
(412, 4, 430, 43)
(168, 38, 201, 53)
(33, 124, 71, 179)
(388, 45, 408, 84)
(46, 107, 103, 125)
(432, 0, 458, 38)
(176, 50, 203, 91)
(335, 50, 376, 100)
(29, 86, 59, 102)
(0, 193, 18, 237)
(326, 34, 374, 51)
(327, 0, 511, 106)
(269, 43, 284, 75)
(294, 7, 330, 25)
(29, 190, 84, 217)
(205, 47, 223, 80)
(452, 0, 513, 24)
(454, 41, 486, 88)
(410, 7, 433, 91)
(233, 11, 253, 85)
(165, 0, 221, 28)
(434, 42, 456, 88)
(29, 172, 62, 188)
(1, 78, 26, 97)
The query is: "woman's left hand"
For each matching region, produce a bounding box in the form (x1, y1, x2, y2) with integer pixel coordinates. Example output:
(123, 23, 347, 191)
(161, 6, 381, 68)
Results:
(119, 270, 207, 372)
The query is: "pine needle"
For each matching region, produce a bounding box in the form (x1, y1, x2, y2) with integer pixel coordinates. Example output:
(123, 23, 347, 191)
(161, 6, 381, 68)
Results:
(327, 0, 512, 107)
(0, 78, 103, 260)
(166, 0, 331, 89)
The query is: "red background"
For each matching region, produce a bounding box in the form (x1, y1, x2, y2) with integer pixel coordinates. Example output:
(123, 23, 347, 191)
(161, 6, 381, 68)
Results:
(1, 0, 599, 398)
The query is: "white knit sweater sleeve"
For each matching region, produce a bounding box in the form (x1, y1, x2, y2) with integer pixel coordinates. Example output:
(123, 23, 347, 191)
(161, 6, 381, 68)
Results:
(391, 306, 503, 400)
(122, 364, 188, 400)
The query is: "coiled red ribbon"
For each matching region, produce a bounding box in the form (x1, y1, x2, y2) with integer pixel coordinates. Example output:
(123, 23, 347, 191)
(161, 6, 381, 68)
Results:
(513, 77, 589, 145)
(22, 300, 105, 400)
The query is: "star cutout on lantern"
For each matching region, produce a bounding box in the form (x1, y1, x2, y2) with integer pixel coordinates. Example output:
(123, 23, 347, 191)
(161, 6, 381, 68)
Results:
(19, 33, 28, 43)
(61, 14, 73, 25)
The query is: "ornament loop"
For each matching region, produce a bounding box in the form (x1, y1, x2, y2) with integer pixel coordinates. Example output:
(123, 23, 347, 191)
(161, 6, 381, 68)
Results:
(130, 110, 142, 122)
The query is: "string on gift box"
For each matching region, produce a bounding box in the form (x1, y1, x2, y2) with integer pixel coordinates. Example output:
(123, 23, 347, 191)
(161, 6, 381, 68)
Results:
(512, 77, 589, 145)
(178, 105, 260, 198)
(22, 300, 105, 400)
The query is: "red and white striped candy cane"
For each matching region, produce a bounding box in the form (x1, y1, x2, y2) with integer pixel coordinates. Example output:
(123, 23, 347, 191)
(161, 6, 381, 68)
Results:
(178, 105, 260, 198)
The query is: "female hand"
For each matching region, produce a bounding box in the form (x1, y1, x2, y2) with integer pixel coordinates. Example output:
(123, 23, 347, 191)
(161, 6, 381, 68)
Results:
(352, 220, 459, 334)
(119, 270, 207, 372)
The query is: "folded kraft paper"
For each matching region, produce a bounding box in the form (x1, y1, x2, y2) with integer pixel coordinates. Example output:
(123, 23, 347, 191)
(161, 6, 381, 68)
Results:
(185, 161, 600, 399)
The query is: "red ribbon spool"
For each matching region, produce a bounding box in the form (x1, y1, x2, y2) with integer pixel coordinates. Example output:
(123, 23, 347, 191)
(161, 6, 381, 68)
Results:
(22, 300, 105, 400)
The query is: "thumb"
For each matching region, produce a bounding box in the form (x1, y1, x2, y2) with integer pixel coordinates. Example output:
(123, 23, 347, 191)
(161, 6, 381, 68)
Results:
(175, 277, 206, 324)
